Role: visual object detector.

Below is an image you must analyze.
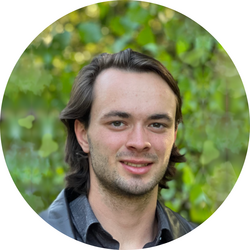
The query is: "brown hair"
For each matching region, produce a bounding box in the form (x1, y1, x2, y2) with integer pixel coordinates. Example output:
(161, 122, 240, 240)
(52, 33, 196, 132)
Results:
(60, 48, 186, 195)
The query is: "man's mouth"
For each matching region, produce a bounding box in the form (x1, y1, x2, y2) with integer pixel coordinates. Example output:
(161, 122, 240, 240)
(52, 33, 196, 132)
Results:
(122, 161, 150, 167)
(120, 161, 153, 175)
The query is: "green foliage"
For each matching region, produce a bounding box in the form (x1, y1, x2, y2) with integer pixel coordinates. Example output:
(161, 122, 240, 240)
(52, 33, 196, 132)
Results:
(1, 1, 249, 225)
(7, 53, 53, 95)
(18, 115, 35, 129)
(78, 22, 102, 43)
(200, 141, 220, 165)
(38, 134, 59, 157)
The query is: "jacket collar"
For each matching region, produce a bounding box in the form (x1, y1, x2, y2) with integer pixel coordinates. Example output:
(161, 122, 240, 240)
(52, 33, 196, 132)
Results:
(69, 194, 174, 245)
(40, 189, 195, 244)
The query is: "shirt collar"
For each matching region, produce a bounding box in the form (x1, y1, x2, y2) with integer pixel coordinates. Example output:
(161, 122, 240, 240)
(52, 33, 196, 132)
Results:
(69, 195, 173, 246)
(69, 194, 99, 242)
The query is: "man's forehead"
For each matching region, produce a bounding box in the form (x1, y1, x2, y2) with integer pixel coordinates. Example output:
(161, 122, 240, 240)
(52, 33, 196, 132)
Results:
(93, 68, 175, 98)
(90, 68, 177, 120)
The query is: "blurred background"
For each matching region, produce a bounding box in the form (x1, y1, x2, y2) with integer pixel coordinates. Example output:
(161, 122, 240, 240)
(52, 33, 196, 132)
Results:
(1, 1, 249, 225)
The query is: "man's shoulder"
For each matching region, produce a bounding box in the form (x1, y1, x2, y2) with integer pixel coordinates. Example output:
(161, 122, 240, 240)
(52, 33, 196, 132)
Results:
(40, 190, 65, 216)
(39, 189, 75, 239)
(158, 201, 197, 239)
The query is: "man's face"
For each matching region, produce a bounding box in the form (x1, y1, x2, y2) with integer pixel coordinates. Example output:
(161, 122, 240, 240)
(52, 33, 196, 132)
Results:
(78, 68, 177, 197)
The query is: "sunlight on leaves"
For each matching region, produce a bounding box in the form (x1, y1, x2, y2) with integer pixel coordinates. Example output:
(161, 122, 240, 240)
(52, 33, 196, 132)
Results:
(18, 115, 35, 129)
(38, 134, 58, 157)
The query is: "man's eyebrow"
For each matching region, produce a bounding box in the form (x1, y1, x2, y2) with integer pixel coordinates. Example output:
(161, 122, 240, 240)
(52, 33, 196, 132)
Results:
(147, 113, 174, 123)
(101, 111, 131, 119)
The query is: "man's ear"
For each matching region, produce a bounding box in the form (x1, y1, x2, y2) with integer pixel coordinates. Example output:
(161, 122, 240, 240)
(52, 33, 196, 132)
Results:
(74, 120, 90, 153)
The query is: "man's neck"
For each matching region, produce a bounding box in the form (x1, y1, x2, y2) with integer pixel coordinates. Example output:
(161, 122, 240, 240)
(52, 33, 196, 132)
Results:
(88, 182, 159, 250)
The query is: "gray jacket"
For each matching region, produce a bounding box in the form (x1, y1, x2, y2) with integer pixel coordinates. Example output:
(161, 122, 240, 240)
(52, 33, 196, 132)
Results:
(40, 189, 196, 241)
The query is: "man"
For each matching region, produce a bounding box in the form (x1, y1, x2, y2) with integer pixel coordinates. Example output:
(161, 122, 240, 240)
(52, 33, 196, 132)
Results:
(40, 49, 196, 249)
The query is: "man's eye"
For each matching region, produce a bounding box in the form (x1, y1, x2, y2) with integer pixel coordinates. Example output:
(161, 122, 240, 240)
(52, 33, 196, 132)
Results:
(111, 121, 124, 127)
(150, 123, 165, 128)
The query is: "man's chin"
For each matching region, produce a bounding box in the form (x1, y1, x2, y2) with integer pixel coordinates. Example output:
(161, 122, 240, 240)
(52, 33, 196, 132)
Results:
(106, 180, 158, 198)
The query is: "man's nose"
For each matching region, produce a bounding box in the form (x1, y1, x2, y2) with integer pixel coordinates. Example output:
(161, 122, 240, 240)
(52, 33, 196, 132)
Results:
(125, 125, 151, 152)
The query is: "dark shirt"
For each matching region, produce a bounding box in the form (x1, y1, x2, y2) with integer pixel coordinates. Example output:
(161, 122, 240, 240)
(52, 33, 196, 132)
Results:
(69, 195, 174, 249)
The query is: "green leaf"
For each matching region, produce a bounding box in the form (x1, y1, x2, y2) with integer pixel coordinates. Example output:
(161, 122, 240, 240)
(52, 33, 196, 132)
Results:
(200, 140, 220, 165)
(182, 165, 195, 185)
(38, 134, 58, 157)
(113, 34, 131, 52)
(164, 199, 181, 212)
(143, 43, 158, 56)
(78, 22, 102, 43)
(160, 181, 176, 200)
(136, 26, 155, 46)
(127, 2, 150, 24)
(189, 184, 203, 203)
(18, 115, 35, 129)
(179, 49, 204, 67)
(195, 35, 214, 51)
(109, 16, 126, 36)
(176, 39, 190, 55)
(53, 31, 71, 50)
(190, 203, 213, 223)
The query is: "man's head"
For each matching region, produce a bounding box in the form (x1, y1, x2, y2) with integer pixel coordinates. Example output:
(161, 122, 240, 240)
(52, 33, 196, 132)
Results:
(60, 49, 186, 196)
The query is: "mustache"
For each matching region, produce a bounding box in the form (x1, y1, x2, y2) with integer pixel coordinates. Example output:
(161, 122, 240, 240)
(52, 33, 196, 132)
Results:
(116, 152, 158, 162)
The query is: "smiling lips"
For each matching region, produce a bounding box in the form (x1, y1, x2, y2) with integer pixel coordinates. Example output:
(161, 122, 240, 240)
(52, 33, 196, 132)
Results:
(123, 161, 149, 167)
(120, 161, 153, 175)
